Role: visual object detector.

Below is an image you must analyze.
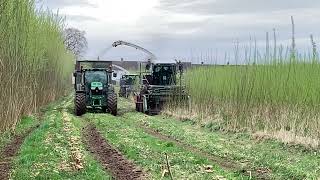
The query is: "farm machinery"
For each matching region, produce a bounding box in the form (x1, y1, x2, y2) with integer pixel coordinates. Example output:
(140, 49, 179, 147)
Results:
(109, 40, 190, 114)
(135, 62, 190, 115)
(119, 74, 139, 98)
(73, 60, 117, 116)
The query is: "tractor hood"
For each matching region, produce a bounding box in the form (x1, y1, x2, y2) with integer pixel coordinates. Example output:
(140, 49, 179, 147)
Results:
(91, 82, 103, 90)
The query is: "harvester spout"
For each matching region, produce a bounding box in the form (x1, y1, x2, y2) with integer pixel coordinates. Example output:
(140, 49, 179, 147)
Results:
(111, 40, 157, 63)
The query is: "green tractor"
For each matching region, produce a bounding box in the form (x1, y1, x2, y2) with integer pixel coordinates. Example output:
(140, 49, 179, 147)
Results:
(135, 62, 190, 115)
(73, 60, 117, 116)
(119, 74, 139, 98)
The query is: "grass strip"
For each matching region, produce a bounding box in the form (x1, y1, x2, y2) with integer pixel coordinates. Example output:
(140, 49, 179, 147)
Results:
(125, 112, 320, 179)
(11, 98, 111, 179)
(87, 113, 248, 179)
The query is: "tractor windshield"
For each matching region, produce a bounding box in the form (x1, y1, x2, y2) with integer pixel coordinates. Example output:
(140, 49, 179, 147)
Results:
(152, 65, 176, 85)
(85, 71, 108, 84)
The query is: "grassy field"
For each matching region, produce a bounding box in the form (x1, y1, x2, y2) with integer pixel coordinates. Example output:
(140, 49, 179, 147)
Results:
(0, 96, 318, 179)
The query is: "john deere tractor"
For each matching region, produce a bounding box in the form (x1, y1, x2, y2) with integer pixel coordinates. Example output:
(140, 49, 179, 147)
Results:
(119, 74, 139, 98)
(73, 60, 117, 116)
(135, 62, 190, 115)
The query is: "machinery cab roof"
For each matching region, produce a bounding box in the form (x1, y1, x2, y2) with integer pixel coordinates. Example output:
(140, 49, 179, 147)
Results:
(75, 60, 113, 72)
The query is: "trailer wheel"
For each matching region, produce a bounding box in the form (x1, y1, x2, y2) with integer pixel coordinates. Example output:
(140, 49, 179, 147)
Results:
(75, 93, 86, 116)
(108, 93, 117, 116)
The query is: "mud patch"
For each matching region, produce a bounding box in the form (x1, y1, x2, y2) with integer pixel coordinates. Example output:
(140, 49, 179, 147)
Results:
(83, 124, 145, 180)
(0, 126, 38, 180)
(140, 125, 271, 179)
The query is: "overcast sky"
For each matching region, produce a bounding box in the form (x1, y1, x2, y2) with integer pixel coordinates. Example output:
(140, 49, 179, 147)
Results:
(40, 0, 320, 64)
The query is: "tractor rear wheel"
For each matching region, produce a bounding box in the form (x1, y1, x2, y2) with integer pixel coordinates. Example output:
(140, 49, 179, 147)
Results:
(107, 93, 117, 116)
(75, 93, 86, 116)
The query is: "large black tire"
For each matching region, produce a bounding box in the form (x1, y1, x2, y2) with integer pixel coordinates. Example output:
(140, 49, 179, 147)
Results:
(107, 93, 117, 116)
(75, 93, 86, 116)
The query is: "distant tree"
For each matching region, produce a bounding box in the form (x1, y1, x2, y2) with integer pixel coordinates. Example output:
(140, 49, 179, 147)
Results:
(63, 28, 88, 59)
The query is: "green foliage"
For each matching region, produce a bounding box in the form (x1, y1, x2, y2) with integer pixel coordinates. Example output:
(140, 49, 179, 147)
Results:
(186, 62, 320, 138)
(187, 63, 320, 106)
(0, 0, 74, 131)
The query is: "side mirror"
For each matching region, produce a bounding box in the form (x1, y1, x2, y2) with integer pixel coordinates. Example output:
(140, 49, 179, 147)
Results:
(73, 72, 77, 77)
(113, 73, 117, 78)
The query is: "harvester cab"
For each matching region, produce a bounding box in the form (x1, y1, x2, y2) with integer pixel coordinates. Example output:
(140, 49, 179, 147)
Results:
(136, 61, 189, 115)
(119, 74, 139, 98)
(73, 60, 117, 116)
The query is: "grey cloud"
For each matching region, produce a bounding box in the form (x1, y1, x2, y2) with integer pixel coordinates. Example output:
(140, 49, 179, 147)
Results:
(67, 14, 97, 22)
(165, 20, 210, 32)
(40, 0, 320, 64)
(38, 0, 96, 9)
(158, 0, 320, 15)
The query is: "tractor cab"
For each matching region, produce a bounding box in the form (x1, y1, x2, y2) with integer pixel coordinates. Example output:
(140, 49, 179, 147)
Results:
(84, 69, 108, 89)
(85, 70, 108, 83)
(83, 69, 110, 104)
(151, 64, 177, 85)
(143, 63, 179, 86)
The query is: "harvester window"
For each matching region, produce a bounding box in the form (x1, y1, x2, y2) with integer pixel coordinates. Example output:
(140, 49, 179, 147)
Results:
(152, 65, 175, 85)
(155, 66, 162, 72)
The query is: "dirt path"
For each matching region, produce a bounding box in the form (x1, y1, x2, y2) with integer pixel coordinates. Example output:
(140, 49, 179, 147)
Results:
(0, 126, 38, 180)
(83, 124, 145, 180)
(140, 124, 271, 179)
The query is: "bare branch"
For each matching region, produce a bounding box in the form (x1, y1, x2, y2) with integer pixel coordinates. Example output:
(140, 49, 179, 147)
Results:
(63, 27, 88, 59)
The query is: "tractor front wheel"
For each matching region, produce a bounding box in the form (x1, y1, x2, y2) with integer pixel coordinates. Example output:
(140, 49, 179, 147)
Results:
(75, 93, 86, 116)
(108, 93, 117, 116)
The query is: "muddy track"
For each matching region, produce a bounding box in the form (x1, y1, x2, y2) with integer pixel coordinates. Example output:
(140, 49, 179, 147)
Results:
(83, 124, 145, 180)
(0, 126, 39, 180)
(140, 124, 271, 179)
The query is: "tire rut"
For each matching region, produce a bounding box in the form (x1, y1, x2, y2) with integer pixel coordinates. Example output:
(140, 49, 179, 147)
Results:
(140, 124, 271, 180)
(83, 124, 145, 180)
(0, 125, 39, 180)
